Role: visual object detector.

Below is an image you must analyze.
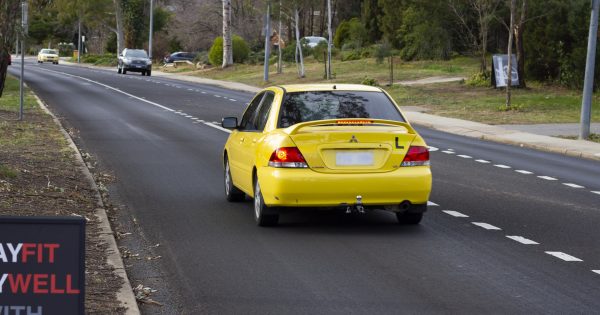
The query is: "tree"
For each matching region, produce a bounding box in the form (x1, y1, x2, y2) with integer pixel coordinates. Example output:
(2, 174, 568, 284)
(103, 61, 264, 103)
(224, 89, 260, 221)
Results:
(505, 0, 515, 109)
(449, 0, 502, 73)
(0, 0, 21, 98)
(222, 0, 233, 68)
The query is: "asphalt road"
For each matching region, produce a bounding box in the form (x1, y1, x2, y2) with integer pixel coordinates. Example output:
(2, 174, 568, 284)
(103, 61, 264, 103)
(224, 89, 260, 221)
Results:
(9, 60, 600, 314)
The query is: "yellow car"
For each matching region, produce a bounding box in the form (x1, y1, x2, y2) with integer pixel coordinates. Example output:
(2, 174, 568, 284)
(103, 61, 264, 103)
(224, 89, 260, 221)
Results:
(222, 84, 432, 226)
(37, 49, 59, 64)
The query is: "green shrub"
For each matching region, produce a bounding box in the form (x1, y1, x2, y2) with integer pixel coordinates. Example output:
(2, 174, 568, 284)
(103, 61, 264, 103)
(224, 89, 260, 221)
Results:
(312, 41, 329, 62)
(281, 41, 310, 63)
(361, 77, 379, 86)
(208, 35, 250, 66)
(334, 20, 351, 48)
(465, 71, 491, 87)
(341, 50, 362, 61)
(334, 18, 367, 49)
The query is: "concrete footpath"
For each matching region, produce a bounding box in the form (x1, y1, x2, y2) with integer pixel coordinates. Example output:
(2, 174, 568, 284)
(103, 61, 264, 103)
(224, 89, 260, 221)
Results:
(59, 59, 600, 161)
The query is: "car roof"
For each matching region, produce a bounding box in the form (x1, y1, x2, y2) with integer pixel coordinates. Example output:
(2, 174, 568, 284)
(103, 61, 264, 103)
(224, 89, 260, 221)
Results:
(276, 84, 382, 93)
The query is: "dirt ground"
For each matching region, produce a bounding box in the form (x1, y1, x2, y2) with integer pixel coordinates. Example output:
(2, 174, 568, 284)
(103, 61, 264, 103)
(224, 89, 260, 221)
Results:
(0, 108, 127, 314)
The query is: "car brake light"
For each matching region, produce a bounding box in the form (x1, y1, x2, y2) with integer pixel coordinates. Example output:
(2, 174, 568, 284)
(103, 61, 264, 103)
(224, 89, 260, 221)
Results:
(401, 146, 430, 167)
(268, 147, 308, 168)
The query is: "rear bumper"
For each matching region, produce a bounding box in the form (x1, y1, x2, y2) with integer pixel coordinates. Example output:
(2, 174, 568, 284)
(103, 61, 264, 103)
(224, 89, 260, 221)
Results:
(257, 166, 431, 207)
(39, 56, 58, 62)
(124, 64, 151, 72)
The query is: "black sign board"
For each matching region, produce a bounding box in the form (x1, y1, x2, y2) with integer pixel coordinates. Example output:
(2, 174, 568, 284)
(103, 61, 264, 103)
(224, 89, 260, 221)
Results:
(492, 54, 519, 88)
(0, 217, 85, 315)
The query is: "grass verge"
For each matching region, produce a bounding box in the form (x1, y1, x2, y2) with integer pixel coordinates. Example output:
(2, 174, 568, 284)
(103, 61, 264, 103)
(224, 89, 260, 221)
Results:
(0, 75, 126, 314)
(179, 56, 597, 126)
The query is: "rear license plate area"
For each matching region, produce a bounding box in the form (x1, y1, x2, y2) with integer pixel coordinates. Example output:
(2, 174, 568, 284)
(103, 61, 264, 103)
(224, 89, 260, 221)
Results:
(336, 151, 374, 166)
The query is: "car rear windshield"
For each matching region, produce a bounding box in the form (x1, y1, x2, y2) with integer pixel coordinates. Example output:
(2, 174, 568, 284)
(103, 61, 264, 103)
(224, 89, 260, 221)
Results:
(41, 49, 57, 54)
(125, 50, 148, 58)
(278, 91, 405, 128)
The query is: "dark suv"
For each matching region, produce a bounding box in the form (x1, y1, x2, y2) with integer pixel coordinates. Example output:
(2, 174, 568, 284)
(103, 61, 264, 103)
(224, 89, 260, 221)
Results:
(118, 49, 152, 76)
(163, 52, 197, 64)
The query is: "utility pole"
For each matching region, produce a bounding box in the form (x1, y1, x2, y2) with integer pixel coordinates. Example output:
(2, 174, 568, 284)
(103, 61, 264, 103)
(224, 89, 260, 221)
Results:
(580, 0, 599, 140)
(506, 0, 515, 109)
(19, 0, 28, 121)
(326, 0, 332, 80)
(77, 18, 81, 64)
(148, 0, 154, 59)
(263, 0, 271, 82)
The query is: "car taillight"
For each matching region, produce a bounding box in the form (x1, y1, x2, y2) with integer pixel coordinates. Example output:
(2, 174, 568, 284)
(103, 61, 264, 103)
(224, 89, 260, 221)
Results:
(268, 147, 308, 168)
(401, 146, 430, 167)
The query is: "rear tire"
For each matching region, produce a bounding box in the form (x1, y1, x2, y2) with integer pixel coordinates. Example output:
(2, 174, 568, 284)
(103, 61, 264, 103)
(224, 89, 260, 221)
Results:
(396, 212, 423, 225)
(147, 70, 152, 76)
(117, 65, 122, 74)
(254, 180, 279, 227)
(122, 68, 127, 75)
(224, 159, 244, 202)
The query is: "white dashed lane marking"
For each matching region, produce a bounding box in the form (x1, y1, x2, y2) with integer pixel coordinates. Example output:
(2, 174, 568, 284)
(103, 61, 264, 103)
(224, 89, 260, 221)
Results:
(475, 159, 490, 163)
(592, 191, 600, 195)
(563, 183, 585, 189)
(442, 210, 469, 218)
(494, 164, 511, 169)
(442, 150, 455, 154)
(506, 235, 539, 245)
(472, 222, 502, 230)
(457, 155, 472, 159)
(427, 201, 439, 206)
(515, 170, 533, 174)
(538, 176, 558, 181)
(428, 146, 439, 152)
(545, 252, 583, 262)
(593, 270, 600, 275)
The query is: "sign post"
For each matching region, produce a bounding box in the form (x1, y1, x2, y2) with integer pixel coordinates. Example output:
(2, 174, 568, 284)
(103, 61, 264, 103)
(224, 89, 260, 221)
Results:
(0, 217, 86, 314)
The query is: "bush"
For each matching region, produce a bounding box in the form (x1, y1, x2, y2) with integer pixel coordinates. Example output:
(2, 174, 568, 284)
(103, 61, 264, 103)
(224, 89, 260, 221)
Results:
(361, 77, 379, 86)
(465, 71, 490, 87)
(208, 35, 250, 66)
(341, 50, 362, 61)
(334, 18, 368, 49)
(312, 41, 329, 62)
(281, 41, 310, 63)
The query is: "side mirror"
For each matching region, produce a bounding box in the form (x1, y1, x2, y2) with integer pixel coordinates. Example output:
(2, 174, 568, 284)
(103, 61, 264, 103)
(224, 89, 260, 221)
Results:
(222, 117, 238, 129)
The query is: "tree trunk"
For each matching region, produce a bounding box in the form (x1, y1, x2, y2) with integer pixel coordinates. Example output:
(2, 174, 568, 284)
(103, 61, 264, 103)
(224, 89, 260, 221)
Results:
(222, 0, 233, 68)
(514, 0, 527, 88)
(506, 0, 516, 109)
(113, 0, 125, 54)
(0, 0, 21, 98)
(295, 8, 305, 78)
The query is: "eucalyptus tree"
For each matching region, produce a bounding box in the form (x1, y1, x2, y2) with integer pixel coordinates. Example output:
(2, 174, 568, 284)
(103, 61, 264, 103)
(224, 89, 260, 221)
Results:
(223, 0, 233, 68)
(0, 0, 21, 97)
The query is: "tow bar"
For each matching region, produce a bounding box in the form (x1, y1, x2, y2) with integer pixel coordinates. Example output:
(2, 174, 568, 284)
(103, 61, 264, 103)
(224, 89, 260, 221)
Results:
(345, 195, 366, 214)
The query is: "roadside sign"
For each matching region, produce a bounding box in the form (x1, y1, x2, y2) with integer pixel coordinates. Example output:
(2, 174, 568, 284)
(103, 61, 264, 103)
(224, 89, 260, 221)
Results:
(492, 54, 519, 88)
(0, 216, 86, 315)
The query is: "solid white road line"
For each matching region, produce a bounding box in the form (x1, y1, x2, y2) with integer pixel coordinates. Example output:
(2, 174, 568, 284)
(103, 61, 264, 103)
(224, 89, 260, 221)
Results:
(494, 164, 511, 169)
(457, 155, 472, 159)
(472, 222, 502, 230)
(563, 183, 585, 189)
(475, 159, 490, 163)
(506, 235, 539, 245)
(538, 176, 558, 181)
(442, 210, 469, 218)
(515, 170, 533, 174)
(442, 150, 455, 154)
(427, 201, 439, 206)
(545, 252, 583, 262)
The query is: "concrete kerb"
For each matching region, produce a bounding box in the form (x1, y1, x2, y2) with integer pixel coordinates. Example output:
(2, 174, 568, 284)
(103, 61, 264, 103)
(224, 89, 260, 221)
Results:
(61, 59, 600, 162)
(34, 94, 141, 314)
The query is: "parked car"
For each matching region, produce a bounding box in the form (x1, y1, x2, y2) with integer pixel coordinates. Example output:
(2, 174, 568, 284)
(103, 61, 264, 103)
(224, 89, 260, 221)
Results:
(163, 52, 197, 64)
(118, 48, 152, 76)
(37, 49, 59, 64)
(301, 36, 328, 48)
(221, 84, 432, 226)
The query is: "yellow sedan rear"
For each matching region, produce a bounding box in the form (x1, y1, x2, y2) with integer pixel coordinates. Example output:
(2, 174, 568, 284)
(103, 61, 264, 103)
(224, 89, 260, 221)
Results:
(222, 84, 432, 226)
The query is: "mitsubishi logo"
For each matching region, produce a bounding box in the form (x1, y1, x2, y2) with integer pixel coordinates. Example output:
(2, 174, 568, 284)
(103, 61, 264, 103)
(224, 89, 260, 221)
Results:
(350, 135, 359, 143)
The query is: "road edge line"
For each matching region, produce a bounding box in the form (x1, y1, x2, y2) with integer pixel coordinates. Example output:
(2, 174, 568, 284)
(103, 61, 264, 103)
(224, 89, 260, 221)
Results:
(34, 94, 141, 315)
